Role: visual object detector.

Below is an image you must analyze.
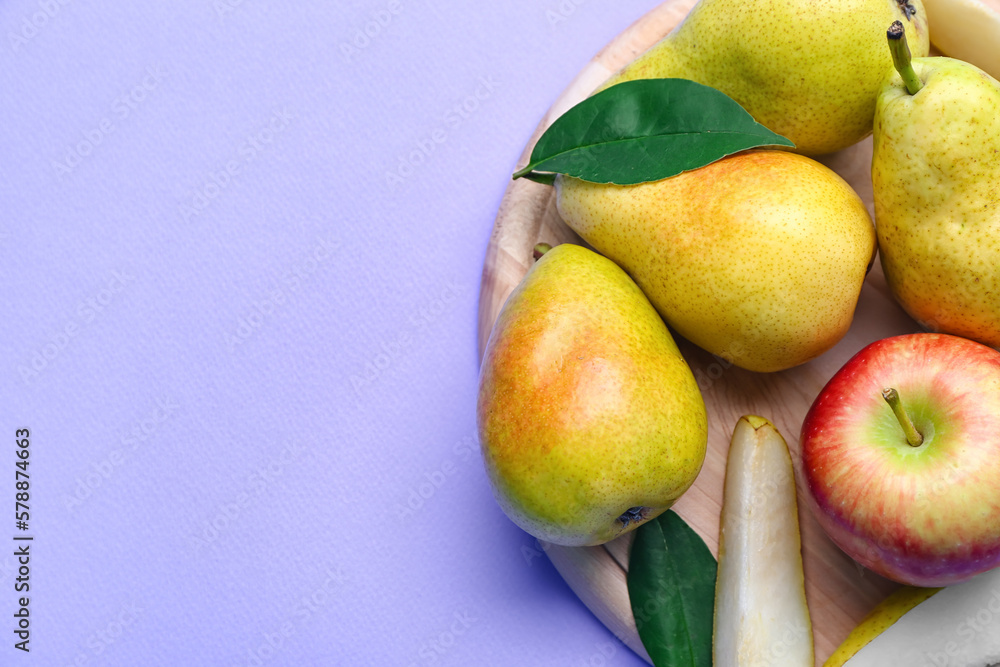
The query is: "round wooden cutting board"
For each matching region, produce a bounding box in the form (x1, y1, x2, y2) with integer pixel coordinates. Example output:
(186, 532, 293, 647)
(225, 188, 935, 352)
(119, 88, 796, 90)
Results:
(476, 2, 991, 665)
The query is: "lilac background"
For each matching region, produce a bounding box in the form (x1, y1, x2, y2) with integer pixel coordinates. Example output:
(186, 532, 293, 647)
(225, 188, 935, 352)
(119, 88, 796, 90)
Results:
(0, 1, 657, 664)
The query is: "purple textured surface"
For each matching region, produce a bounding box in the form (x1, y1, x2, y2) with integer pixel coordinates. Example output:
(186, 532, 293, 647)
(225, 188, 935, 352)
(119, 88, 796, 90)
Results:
(0, 1, 657, 664)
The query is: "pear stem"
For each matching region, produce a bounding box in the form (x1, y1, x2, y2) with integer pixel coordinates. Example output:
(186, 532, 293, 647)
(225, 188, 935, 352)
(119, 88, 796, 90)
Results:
(887, 20, 923, 95)
(512, 167, 556, 186)
(882, 388, 923, 447)
(533, 243, 553, 259)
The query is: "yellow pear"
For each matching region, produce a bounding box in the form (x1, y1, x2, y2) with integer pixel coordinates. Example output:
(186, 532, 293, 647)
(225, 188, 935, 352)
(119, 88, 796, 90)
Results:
(873, 26, 1000, 345)
(600, 0, 929, 155)
(477, 244, 708, 547)
(555, 151, 877, 373)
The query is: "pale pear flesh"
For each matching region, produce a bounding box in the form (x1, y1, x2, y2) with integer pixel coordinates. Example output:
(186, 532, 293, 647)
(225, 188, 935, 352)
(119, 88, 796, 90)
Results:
(476, 244, 708, 547)
(839, 566, 1000, 665)
(824, 586, 941, 666)
(714, 415, 813, 667)
(555, 151, 877, 373)
(873, 57, 1000, 346)
(601, 0, 929, 155)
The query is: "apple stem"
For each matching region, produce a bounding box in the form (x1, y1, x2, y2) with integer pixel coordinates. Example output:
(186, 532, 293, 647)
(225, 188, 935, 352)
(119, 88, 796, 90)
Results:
(887, 20, 923, 95)
(882, 388, 924, 447)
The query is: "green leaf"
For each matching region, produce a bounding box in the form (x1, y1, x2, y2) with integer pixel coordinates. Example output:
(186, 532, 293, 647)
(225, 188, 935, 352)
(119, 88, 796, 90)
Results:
(512, 78, 793, 185)
(627, 510, 717, 667)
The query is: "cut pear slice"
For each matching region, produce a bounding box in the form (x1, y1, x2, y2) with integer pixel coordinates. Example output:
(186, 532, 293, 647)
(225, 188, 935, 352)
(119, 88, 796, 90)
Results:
(714, 415, 813, 666)
(840, 566, 1000, 665)
(923, 0, 1000, 80)
(824, 586, 940, 666)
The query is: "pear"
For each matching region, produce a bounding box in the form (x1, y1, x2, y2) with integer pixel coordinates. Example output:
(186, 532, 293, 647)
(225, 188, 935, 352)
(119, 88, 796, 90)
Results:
(555, 151, 877, 373)
(600, 0, 929, 156)
(872, 23, 1000, 346)
(834, 567, 1000, 665)
(824, 586, 941, 666)
(921, 0, 1000, 80)
(713, 416, 813, 667)
(476, 243, 708, 547)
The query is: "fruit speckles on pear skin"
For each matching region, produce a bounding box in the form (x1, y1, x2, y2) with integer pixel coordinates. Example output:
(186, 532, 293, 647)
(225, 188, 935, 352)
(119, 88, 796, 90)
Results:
(477, 244, 708, 546)
(873, 57, 1000, 346)
(601, 0, 929, 155)
(555, 151, 876, 373)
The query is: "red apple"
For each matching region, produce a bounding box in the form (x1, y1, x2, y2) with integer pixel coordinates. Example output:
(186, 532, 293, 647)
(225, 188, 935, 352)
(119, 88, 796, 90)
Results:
(800, 333, 1000, 587)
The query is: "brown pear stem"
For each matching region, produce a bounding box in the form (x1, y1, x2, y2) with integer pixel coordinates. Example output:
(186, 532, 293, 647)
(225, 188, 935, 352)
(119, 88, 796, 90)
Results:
(882, 388, 923, 446)
(887, 21, 923, 95)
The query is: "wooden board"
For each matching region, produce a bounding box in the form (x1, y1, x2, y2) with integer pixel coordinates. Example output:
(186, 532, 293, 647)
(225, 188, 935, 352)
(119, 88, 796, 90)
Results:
(476, 2, 996, 665)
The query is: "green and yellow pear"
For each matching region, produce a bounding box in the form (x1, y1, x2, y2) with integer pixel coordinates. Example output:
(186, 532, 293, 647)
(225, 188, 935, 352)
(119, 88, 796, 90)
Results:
(873, 23, 1000, 346)
(476, 244, 708, 547)
(555, 151, 877, 373)
(601, 0, 929, 156)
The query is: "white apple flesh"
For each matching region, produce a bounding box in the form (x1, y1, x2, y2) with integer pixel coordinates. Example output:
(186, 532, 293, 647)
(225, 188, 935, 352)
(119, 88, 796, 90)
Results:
(800, 333, 1000, 587)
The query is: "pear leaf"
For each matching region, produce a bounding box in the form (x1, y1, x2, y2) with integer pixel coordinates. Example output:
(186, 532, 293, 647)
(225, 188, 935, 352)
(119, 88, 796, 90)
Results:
(627, 510, 716, 667)
(513, 78, 794, 185)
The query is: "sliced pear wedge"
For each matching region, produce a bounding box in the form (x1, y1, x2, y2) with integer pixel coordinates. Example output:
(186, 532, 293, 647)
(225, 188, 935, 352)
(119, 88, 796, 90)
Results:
(825, 586, 941, 666)
(714, 415, 813, 666)
(923, 0, 1000, 79)
(840, 567, 1000, 665)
